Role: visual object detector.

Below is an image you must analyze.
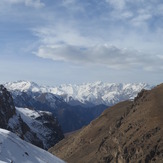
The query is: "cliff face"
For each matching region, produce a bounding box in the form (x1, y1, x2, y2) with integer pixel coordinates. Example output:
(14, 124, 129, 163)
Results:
(0, 85, 64, 150)
(0, 85, 15, 128)
(11, 107, 64, 150)
(0, 85, 44, 148)
(49, 84, 163, 163)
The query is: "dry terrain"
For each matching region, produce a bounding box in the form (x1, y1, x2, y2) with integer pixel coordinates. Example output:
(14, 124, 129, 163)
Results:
(49, 84, 163, 163)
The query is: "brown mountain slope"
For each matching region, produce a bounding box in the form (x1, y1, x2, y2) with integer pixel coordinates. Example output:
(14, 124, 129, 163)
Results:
(49, 84, 163, 163)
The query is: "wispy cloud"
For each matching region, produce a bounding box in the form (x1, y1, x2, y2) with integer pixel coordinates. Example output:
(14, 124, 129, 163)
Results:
(0, 0, 44, 8)
(105, 0, 162, 27)
(32, 25, 98, 47)
(131, 13, 152, 26)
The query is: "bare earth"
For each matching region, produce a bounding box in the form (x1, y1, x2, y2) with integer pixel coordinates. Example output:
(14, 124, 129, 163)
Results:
(49, 84, 163, 163)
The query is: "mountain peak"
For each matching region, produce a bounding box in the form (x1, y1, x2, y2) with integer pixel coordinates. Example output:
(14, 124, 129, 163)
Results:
(5, 80, 42, 92)
(5, 81, 152, 106)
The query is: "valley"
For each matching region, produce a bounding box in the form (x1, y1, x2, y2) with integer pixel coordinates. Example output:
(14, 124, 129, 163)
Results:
(0, 81, 162, 163)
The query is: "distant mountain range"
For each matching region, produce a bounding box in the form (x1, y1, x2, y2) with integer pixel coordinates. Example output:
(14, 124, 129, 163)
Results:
(4, 81, 152, 133)
(3, 81, 153, 133)
(5, 80, 152, 106)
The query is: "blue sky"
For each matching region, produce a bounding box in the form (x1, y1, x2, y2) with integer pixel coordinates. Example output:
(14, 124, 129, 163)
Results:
(0, 0, 163, 85)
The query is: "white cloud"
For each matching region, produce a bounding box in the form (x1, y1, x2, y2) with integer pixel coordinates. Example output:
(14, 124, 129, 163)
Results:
(35, 44, 163, 71)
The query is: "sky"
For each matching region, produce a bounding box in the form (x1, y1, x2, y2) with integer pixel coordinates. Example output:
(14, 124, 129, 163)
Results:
(0, 0, 163, 85)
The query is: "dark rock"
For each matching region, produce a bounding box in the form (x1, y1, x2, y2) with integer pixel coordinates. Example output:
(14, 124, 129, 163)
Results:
(0, 85, 63, 150)
(0, 85, 15, 128)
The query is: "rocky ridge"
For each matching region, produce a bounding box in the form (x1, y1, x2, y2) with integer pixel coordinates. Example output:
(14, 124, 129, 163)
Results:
(49, 84, 163, 163)
(0, 85, 64, 150)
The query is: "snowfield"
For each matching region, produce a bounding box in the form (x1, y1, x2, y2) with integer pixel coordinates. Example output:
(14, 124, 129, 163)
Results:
(0, 128, 65, 163)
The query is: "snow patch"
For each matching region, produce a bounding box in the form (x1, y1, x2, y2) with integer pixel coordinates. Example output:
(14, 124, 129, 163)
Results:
(0, 128, 65, 163)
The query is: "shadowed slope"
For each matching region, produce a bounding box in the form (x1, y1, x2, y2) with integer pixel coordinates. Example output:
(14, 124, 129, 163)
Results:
(49, 84, 163, 163)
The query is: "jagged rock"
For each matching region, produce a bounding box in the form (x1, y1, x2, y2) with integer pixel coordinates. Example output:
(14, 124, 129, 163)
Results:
(12, 107, 64, 150)
(0, 85, 15, 128)
(0, 85, 64, 150)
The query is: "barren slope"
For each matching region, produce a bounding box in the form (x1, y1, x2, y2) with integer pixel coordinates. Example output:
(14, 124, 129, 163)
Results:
(49, 84, 163, 163)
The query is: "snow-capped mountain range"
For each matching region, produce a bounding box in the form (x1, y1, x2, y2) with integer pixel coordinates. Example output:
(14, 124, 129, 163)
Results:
(5, 81, 152, 106)
(0, 128, 65, 163)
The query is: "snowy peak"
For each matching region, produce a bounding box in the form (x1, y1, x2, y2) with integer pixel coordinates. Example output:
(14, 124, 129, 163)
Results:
(5, 81, 152, 106)
(5, 81, 152, 105)
(0, 128, 65, 163)
(5, 81, 44, 92)
(57, 82, 152, 106)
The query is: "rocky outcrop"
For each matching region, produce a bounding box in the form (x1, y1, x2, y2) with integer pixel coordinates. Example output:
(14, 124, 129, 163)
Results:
(0, 85, 15, 128)
(35, 111, 64, 148)
(12, 108, 64, 150)
(0, 85, 64, 150)
(49, 84, 163, 163)
(0, 85, 43, 148)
